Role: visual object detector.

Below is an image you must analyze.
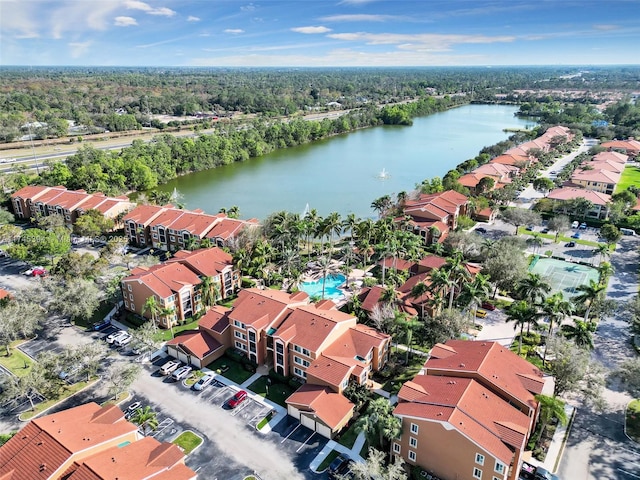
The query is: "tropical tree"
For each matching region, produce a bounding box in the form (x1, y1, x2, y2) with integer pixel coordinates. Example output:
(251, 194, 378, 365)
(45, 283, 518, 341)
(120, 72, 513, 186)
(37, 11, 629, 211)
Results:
(500, 208, 541, 235)
(573, 279, 606, 321)
(368, 303, 396, 334)
(394, 314, 421, 363)
(526, 234, 544, 254)
(423, 309, 468, 346)
(347, 448, 407, 480)
(561, 319, 596, 349)
(505, 300, 540, 355)
(199, 275, 218, 309)
(597, 262, 614, 285)
(457, 272, 491, 317)
(541, 293, 573, 363)
(354, 397, 402, 452)
(593, 243, 611, 264)
(130, 406, 159, 435)
(516, 273, 551, 305)
(371, 195, 392, 218)
(49, 279, 102, 323)
(105, 363, 140, 400)
(547, 215, 570, 242)
(534, 394, 568, 447)
(143, 295, 161, 328)
(410, 281, 430, 319)
(615, 357, 640, 397)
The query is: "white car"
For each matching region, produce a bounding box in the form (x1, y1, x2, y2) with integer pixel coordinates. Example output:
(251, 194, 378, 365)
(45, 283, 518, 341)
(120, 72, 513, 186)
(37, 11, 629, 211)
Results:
(171, 365, 193, 381)
(22, 266, 44, 276)
(159, 359, 181, 375)
(193, 373, 215, 391)
(105, 330, 128, 344)
(114, 334, 133, 347)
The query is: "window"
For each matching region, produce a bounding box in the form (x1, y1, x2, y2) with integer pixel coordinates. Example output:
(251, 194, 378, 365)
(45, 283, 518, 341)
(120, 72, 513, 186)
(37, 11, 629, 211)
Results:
(393, 443, 401, 454)
(127, 284, 132, 291)
(293, 345, 310, 356)
(409, 437, 417, 448)
(248, 331, 256, 342)
(234, 331, 247, 340)
(124, 301, 129, 308)
(294, 356, 309, 367)
(410, 423, 419, 434)
(234, 320, 245, 329)
(494, 462, 505, 474)
(408, 451, 416, 462)
(235, 341, 247, 351)
(129, 294, 133, 301)
(293, 367, 306, 378)
(473, 468, 482, 479)
(130, 303, 135, 310)
(475, 454, 485, 466)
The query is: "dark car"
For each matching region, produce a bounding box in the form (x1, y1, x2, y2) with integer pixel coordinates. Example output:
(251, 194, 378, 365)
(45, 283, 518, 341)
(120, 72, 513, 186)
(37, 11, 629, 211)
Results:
(91, 319, 111, 331)
(565, 241, 576, 247)
(328, 455, 353, 479)
(475, 227, 487, 234)
(481, 301, 496, 311)
(227, 390, 248, 409)
(541, 228, 550, 234)
(525, 225, 535, 231)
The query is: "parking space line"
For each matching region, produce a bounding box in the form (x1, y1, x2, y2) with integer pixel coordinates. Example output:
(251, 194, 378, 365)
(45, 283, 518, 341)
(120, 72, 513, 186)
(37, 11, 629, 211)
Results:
(296, 431, 316, 452)
(151, 418, 174, 437)
(281, 424, 301, 443)
(231, 400, 251, 416)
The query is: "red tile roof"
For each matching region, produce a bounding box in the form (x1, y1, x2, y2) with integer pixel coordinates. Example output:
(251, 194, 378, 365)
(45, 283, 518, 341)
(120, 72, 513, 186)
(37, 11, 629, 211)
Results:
(601, 138, 640, 153)
(416, 255, 447, 271)
(166, 211, 222, 237)
(169, 248, 234, 277)
(0, 403, 137, 480)
(425, 340, 546, 413)
(205, 217, 259, 241)
(166, 329, 223, 359)
(65, 437, 195, 480)
(570, 168, 620, 184)
(547, 187, 611, 206)
(123, 204, 165, 225)
(123, 262, 202, 298)
(229, 288, 309, 330)
(149, 208, 185, 228)
(286, 384, 354, 430)
(10, 185, 51, 200)
(592, 151, 628, 163)
(198, 306, 231, 333)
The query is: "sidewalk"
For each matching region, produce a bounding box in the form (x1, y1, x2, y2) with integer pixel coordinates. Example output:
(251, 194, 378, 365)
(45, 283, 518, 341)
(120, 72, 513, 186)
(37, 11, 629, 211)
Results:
(309, 431, 367, 473)
(526, 404, 575, 473)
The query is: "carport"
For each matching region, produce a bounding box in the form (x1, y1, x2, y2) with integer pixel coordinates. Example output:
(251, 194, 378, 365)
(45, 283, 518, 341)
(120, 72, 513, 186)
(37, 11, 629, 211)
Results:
(286, 384, 354, 439)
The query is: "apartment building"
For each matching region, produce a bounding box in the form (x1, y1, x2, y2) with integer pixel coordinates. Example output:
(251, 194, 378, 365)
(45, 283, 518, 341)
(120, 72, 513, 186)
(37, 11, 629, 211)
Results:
(123, 204, 259, 251)
(121, 247, 239, 327)
(601, 137, 640, 156)
(393, 340, 551, 480)
(547, 187, 612, 219)
(401, 190, 469, 244)
(458, 163, 520, 193)
(0, 402, 196, 480)
(10, 185, 133, 225)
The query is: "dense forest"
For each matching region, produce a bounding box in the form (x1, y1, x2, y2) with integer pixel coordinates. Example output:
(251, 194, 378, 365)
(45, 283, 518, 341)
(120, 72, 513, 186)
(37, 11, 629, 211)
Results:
(1, 65, 639, 142)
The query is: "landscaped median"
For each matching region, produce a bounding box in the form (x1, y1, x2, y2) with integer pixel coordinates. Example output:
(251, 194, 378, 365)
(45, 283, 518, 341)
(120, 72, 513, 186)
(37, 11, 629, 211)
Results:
(172, 430, 203, 455)
(19, 378, 100, 421)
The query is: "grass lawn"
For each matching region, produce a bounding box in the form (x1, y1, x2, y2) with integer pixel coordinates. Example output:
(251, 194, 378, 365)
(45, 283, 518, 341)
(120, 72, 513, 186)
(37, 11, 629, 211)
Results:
(318, 450, 341, 471)
(76, 301, 114, 329)
(172, 430, 203, 455)
(154, 318, 200, 342)
(381, 353, 425, 394)
(626, 399, 640, 443)
(337, 421, 360, 449)
(616, 165, 640, 193)
(248, 376, 296, 407)
(19, 378, 98, 421)
(206, 356, 254, 384)
(0, 341, 33, 377)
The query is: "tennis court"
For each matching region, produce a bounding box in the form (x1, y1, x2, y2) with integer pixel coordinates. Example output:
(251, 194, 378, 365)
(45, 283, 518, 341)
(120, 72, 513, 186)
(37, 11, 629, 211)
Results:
(529, 257, 599, 298)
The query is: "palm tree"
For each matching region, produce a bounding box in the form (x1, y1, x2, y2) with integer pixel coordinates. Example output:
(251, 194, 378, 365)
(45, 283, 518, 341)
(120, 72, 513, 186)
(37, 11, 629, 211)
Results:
(355, 397, 402, 451)
(597, 262, 614, 285)
(143, 296, 160, 330)
(541, 293, 573, 364)
(130, 406, 159, 436)
(200, 276, 217, 309)
(458, 273, 491, 318)
(516, 273, 551, 306)
(505, 300, 540, 355)
(410, 281, 430, 319)
(594, 243, 611, 264)
(561, 318, 596, 349)
(534, 394, 567, 446)
(527, 234, 544, 254)
(429, 268, 455, 311)
(574, 279, 606, 321)
(371, 195, 392, 218)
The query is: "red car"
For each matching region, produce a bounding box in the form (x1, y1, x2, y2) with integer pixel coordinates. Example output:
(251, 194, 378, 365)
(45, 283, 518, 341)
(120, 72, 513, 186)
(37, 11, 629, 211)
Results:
(31, 268, 48, 277)
(481, 301, 496, 311)
(227, 390, 248, 409)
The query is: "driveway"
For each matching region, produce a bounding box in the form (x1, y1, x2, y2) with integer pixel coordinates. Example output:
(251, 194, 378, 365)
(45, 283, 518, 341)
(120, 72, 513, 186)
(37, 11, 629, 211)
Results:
(558, 235, 640, 480)
(134, 362, 325, 480)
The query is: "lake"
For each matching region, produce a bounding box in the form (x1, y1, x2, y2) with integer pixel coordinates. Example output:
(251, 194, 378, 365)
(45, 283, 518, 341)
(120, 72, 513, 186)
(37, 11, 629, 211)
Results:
(154, 104, 535, 220)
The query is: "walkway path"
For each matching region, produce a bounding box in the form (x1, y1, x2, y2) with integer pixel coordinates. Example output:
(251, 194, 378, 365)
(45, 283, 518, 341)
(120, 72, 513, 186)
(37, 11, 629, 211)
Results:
(309, 431, 367, 473)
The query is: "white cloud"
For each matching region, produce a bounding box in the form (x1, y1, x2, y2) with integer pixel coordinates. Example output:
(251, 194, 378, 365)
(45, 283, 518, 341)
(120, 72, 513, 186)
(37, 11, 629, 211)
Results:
(593, 24, 619, 31)
(327, 32, 515, 50)
(338, 0, 380, 4)
(291, 26, 332, 34)
(320, 14, 402, 22)
(68, 41, 92, 58)
(115, 16, 138, 27)
(224, 29, 244, 34)
(240, 3, 256, 12)
(50, 2, 121, 39)
(124, 0, 176, 17)
(187, 16, 201, 22)
(0, 0, 40, 38)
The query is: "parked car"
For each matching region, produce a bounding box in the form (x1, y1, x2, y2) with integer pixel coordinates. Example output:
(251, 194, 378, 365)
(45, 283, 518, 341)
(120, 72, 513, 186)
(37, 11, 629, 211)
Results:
(328, 455, 354, 479)
(30, 267, 48, 277)
(0, 250, 8, 258)
(114, 334, 132, 347)
(159, 359, 181, 376)
(91, 319, 111, 331)
(565, 241, 576, 247)
(541, 228, 550, 234)
(193, 373, 216, 391)
(171, 365, 193, 381)
(227, 390, 248, 408)
(579, 222, 587, 230)
(571, 221, 579, 228)
(124, 401, 142, 420)
(22, 266, 45, 276)
(58, 366, 80, 381)
(481, 301, 496, 311)
(550, 170, 558, 175)
(105, 330, 128, 344)
(475, 309, 488, 318)
(571, 232, 581, 239)
(525, 225, 535, 231)
(475, 227, 487, 234)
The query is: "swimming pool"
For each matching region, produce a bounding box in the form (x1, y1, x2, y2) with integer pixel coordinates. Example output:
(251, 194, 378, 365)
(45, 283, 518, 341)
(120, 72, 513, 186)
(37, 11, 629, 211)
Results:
(529, 256, 599, 298)
(299, 273, 346, 300)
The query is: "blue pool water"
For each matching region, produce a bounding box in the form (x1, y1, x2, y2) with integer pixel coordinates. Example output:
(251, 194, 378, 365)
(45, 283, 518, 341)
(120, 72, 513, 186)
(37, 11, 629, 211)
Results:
(299, 274, 346, 300)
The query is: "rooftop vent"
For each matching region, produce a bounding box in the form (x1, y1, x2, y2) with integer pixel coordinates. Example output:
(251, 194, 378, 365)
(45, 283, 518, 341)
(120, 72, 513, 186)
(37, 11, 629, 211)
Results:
(39, 464, 46, 472)
(459, 363, 465, 368)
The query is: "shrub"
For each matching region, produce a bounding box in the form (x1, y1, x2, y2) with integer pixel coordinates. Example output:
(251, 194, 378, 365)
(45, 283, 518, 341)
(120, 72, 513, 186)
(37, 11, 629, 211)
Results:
(268, 368, 289, 384)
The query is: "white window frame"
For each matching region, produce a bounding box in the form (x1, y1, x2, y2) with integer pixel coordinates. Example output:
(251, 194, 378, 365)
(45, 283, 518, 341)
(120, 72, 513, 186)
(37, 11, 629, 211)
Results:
(408, 450, 416, 462)
(475, 453, 485, 466)
(473, 467, 482, 479)
(409, 437, 417, 448)
(293, 367, 307, 378)
(392, 443, 401, 454)
(494, 462, 505, 474)
(410, 423, 419, 434)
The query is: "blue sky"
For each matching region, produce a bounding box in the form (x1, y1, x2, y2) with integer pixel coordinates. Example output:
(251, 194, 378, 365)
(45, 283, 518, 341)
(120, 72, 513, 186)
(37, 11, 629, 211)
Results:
(1, 0, 639, 66)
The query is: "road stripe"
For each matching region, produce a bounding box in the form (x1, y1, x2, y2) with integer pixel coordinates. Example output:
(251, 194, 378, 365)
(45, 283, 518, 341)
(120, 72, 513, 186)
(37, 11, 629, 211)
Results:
(281, 424, 301, 443)
(618, 468, 640, 479)
(297, 432, 316, 452)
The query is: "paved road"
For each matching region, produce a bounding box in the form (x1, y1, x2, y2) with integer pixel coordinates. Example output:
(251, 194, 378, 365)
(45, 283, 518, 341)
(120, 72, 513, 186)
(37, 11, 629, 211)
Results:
(558, 235, 640, 480)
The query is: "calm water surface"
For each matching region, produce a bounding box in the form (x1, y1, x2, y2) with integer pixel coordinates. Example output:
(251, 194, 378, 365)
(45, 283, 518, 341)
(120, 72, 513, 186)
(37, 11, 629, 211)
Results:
(155, 104, 535, 220)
